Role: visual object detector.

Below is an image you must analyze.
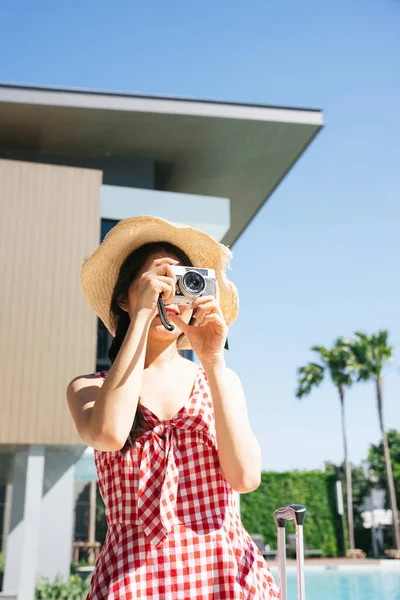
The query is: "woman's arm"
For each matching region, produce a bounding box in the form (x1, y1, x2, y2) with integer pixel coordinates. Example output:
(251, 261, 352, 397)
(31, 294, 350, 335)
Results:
(169, 292, 262, 493)
(67, 309, 153, 451)
(203, 359, 262, 493)
(67, 257, 178, 451)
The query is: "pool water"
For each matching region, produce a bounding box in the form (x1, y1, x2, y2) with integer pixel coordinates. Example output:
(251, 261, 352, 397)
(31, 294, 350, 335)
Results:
(272, 569, 400, 600)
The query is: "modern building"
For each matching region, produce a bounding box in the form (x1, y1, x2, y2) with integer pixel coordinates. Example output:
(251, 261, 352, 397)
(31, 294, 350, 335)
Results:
(0, 83, 323, 599)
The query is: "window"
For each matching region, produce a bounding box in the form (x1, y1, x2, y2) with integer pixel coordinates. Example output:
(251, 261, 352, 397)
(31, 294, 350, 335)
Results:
(96, 318, 112, 371)
(96, 219, 119, 371)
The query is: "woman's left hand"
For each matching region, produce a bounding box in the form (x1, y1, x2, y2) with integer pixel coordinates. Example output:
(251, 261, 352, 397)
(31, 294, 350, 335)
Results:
(169, 290, 228, 365)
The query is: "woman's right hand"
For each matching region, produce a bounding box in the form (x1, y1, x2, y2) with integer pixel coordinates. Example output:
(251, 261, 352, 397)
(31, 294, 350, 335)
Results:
(132, 257, 178, 317)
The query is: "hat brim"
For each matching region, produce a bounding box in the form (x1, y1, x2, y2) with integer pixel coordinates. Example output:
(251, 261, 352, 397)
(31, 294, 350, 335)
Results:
(81, 215, 239, 351)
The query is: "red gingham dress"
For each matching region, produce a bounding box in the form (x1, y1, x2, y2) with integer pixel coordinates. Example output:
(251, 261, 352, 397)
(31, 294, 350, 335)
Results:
(87, 365, 279, 600)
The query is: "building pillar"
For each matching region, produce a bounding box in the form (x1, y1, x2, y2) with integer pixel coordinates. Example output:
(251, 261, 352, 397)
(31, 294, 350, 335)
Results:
(1, 483, 13, 556)
(87, 481, 97, 563)
(37, 447, 84, 582)
(3, 445, 45, 600)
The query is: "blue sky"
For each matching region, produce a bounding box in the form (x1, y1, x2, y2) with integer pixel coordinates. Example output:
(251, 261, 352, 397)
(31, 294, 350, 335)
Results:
(1, 0, 399, 471)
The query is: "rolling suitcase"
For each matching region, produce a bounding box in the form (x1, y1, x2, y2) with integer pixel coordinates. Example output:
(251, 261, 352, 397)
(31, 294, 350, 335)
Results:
(273, 504, 307, 600)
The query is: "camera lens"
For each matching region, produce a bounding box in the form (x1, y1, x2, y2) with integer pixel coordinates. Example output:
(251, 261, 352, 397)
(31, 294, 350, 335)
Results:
(181, 271, 206, 296)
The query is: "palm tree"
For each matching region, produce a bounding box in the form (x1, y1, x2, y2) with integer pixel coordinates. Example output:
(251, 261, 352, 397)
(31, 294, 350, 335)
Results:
(348, 330, 400, 550)
(296, 338, 355, 551)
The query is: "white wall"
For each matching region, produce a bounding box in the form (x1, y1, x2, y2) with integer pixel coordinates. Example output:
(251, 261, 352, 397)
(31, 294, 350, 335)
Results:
(101, 186, 230, 242)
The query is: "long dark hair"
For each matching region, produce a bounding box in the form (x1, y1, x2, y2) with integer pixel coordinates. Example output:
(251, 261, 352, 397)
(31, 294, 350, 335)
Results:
(107, 242, 194, 453)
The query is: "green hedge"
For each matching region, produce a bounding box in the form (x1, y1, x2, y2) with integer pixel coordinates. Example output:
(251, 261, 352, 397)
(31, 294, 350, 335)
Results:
(241, 471, 341, 557)
(35, 575, 89, 599)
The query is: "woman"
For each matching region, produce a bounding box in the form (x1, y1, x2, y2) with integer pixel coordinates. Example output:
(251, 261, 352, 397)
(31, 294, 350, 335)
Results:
(67, 216, 278, 599)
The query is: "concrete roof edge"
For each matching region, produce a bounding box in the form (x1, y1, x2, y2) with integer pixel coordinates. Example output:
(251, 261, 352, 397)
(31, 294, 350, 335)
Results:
(223, 123, 323, 246)
(0, 81, 324, 126)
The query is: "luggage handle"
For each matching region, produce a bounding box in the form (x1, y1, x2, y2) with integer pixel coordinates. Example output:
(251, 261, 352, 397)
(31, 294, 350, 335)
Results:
(273, 504, 307, 600)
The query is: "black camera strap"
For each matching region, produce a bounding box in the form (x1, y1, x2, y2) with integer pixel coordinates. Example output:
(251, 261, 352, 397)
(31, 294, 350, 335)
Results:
(157, 296, 175, 331)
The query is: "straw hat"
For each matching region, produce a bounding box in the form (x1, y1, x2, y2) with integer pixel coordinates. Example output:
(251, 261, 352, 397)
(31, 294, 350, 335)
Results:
(81, 215, 239, 350)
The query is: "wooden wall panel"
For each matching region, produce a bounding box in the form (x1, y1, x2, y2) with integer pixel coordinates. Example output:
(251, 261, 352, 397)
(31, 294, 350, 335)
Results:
(0, 159, 102, 444)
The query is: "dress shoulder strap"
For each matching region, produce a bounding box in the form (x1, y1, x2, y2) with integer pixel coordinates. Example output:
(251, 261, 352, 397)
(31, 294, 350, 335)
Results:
(93, 370, 108, 379)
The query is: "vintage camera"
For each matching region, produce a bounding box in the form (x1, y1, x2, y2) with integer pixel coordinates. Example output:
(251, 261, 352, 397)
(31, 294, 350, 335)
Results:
(168, 266, 216, 305)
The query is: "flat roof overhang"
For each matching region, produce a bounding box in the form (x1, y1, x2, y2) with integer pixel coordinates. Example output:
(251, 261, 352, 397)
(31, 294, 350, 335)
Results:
(0, 83, 323, 246)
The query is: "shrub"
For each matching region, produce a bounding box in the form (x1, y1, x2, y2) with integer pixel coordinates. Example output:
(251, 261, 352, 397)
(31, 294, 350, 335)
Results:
(241, 470, 341, 557)
(35, 574, 89, 600)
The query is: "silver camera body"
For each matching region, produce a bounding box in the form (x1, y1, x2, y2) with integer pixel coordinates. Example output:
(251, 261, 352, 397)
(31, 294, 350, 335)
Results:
(168, 266, 216, 305)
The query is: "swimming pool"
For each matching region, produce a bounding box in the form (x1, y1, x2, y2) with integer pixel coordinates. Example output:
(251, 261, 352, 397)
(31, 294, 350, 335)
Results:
(270, 568, 400, 600)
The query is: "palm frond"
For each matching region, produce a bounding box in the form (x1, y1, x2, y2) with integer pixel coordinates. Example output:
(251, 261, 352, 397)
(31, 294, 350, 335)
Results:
(316, 340, 353, 387)
(296, 362, 324, 398)
(311, 345, 330, 361)
(350, 330, 392, 378)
